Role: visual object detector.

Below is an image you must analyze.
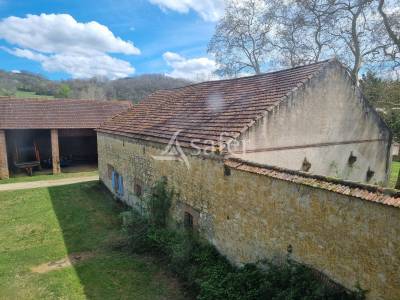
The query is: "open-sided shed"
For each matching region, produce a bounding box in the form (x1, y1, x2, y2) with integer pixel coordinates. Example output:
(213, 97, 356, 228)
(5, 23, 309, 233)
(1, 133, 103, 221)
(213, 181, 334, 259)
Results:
(0, 98, 131, 179)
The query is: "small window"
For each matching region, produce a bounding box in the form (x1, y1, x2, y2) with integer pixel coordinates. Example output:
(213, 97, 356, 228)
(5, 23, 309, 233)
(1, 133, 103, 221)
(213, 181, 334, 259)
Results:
(107, 164, 114, 179)
(112, 171, 119, 193)
(224, 165, 231, 176)
(118, 175, 124, 196)
(111, 171, 124, 196)
(135, 183, 142, 197)
(184, 212, 194, 229)
(134, 183, 142, 197)
(134, 178, 143, 197)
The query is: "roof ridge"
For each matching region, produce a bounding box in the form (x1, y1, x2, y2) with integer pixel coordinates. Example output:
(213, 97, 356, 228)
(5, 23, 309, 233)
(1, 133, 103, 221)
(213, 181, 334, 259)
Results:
(168, 59, 334, 90)
(0, 97, 131, 105)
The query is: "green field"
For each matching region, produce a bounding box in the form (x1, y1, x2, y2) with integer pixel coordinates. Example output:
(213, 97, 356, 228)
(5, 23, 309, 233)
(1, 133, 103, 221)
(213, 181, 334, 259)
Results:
(14, 90, 54, 99)
(0, 182, 185, 299)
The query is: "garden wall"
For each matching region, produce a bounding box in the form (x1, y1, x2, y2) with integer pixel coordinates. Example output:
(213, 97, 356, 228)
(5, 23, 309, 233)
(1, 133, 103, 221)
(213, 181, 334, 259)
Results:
(98, 132, 400, 299)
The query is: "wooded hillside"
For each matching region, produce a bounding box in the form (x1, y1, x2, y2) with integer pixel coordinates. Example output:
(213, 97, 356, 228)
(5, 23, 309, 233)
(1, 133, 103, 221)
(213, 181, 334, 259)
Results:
(0, 70, 190, 103)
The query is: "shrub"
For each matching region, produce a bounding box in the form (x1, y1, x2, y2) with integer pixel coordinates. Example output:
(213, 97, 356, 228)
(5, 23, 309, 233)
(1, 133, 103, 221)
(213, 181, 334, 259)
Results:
(121, 210, 153, 254)
(146, 176, 173, 228)
(121, 178, 365, 300)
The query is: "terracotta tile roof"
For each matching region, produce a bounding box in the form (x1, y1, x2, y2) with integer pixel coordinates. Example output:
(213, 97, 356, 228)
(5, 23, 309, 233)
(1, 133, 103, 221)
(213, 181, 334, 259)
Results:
(99, 60, 333, 148)
(0, 98, 132, 129)
(225, 158, 400, 208)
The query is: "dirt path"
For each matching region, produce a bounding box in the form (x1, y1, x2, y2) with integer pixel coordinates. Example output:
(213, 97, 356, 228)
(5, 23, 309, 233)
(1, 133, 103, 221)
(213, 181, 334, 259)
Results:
(0, 175, 99, 192)
(31, 252, 96, 273)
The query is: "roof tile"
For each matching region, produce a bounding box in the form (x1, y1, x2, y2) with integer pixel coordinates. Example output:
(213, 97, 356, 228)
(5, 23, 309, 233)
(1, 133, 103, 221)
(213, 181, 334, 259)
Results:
(99, 60, 332, 146)
(225, 158, 400, 208)
(0, 98, 132, 129)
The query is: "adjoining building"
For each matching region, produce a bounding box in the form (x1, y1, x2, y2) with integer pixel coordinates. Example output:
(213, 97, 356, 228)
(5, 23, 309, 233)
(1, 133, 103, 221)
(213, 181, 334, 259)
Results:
(0, 98, 131, 179)
(97, 59, 399, 299)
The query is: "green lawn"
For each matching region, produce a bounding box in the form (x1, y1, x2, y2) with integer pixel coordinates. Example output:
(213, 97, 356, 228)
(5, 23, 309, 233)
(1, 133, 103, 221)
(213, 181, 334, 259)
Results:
(0, 170, 99, 185)
(0, 182, 185, 299)
(390, 161, 400, 188)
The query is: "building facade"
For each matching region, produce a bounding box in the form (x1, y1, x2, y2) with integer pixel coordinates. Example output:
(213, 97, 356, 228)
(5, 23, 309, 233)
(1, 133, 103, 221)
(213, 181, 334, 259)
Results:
(97, 132, 400, 300)
(97, 60, 399, 299)
(99, 59, 392, 186)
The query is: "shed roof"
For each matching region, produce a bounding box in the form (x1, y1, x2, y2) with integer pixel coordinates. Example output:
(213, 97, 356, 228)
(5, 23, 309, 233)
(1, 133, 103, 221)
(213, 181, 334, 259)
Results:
(99, 59, 334, 148)
(0, 98, 132, 129)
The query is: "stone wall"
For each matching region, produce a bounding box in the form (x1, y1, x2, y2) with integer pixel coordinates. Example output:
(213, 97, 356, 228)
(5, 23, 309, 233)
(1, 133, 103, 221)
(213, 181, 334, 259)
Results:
(232, 63, 391, 186)
(98, 132, 400, 300)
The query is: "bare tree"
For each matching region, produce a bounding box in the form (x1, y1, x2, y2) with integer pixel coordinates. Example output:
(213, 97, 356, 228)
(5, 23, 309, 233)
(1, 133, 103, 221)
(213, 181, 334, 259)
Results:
(378, 0, 400, 49)
(272, 0, 336, 67)
(270, 0, 350, 75)
(271, 0, 391, 81)
(301, 0, 338, 62)
(210, 0, 396, 81)
(377, 0, 400, 70)
(271, 4, 309, 68)
(328, 0, 387, 82)
(208, 0, 272, 77)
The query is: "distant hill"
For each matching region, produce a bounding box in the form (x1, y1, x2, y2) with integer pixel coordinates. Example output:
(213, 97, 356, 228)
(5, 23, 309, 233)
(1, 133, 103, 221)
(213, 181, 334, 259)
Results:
(65, 74, 190, 103)
(0, 70, 57, 97)
(0, 70, 190, 103)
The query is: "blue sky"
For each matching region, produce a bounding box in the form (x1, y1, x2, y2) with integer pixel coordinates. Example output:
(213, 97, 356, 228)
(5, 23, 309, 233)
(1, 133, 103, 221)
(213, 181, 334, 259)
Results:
(0, 0, 223, 80)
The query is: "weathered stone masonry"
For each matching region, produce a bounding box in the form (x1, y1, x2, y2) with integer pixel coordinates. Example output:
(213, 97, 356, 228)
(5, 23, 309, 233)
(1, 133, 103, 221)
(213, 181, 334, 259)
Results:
(98, 132, 400, 300)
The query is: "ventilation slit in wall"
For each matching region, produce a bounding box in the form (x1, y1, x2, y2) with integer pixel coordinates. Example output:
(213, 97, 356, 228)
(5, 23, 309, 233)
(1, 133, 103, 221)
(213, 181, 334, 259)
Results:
(348, 151, 357, 166)
(301, 157, 311, 172)
(224, 165, 231, 176)
(366, 167, 375, 182)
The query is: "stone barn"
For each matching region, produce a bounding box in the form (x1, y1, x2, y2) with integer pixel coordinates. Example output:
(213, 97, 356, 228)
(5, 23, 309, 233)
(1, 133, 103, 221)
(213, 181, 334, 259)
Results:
(98, 59, 392, 186)
(97, 59, 400, 299)
(0, 98, 131, 179)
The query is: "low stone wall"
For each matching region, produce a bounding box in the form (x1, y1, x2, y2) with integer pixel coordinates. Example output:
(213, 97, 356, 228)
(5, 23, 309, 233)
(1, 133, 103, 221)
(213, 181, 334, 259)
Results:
(98, 132, 400, 299)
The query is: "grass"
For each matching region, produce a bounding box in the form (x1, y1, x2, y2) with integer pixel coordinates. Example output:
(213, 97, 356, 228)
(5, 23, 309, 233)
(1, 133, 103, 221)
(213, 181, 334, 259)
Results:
(389, 161, 400, 188)
(0, 170, 99, 185)
(0, 182, 185, 299)
(14, 90, 54, 99)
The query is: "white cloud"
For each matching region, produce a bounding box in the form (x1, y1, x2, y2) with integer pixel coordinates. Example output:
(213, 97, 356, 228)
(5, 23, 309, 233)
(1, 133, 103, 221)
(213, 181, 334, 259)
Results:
(149, 0, 225, 21)
(0, 14, 140, 79)
(6, 48, 134, 79)
(0, 14, 139, 55)
(163, 51, 219, 81)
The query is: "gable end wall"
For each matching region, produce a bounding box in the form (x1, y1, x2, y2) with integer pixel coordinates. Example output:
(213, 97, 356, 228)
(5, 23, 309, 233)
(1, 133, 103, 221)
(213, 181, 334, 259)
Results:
(233, 63, 392, 185)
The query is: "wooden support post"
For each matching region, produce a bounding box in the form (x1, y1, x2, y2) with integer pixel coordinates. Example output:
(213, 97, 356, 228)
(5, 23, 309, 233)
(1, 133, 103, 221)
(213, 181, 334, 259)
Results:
(0, 130, 9, 179)
(51, 129, 61, 174)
